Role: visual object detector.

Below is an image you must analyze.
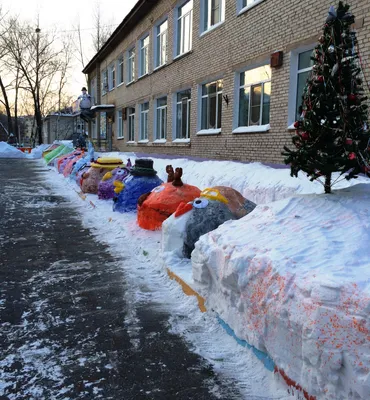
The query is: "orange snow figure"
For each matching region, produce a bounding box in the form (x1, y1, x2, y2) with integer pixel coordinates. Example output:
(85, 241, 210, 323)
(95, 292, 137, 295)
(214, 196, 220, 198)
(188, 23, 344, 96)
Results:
(137, 166, 201, 230)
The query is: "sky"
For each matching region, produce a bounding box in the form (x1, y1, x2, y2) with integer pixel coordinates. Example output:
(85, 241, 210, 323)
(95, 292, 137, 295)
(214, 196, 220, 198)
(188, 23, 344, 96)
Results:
(2, 0, 138, 99)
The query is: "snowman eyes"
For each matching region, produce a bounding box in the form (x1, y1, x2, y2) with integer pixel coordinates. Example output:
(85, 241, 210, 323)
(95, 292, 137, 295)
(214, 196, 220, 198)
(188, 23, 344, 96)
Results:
(152, 185, 165, 193)
(116, 170, 124, 175)
(193, 198, 209, 209)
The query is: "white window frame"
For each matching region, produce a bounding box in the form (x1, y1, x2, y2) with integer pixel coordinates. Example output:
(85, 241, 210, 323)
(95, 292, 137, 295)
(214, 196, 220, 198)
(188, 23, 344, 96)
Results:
(175, 0, 193, 57)
(127, 47, 135, 83)
(139, 35, 150, 77)
(237, 0, 265, 15)
(108, 63, 115, 91)
(287, 45, 314, 129)
(139, 102, 149, 141)
(92, 118, 98, 139)
(198, 79, 223, 134)
(173, 89, 191, 141)
(117, 110, 124, 139)
(101, 69, 108, 96)
(233, 64, 271, 133)
(154, 19, 168, 69)
(200, 0, 225, 34)
(117, 55, 124, 86)
(155, 97, 167, 141)
(128, 107, 135, 142)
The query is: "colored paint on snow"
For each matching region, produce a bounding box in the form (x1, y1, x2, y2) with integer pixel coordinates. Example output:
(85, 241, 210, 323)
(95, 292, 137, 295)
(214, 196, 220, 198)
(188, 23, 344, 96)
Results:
(216, 316, 275, 372)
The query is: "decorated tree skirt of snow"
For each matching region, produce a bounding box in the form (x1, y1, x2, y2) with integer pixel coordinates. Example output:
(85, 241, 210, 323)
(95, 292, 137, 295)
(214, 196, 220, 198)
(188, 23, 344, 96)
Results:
(192, 183, 370, 400)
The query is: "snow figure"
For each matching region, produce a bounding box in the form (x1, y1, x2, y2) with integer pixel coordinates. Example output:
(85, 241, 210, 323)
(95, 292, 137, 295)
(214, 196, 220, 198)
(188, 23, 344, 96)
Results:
(81, 157, 124, 194)
(57, 151, 80, 174)
(137, 165, 201, 230)
(63, 152, 85, 177)
(98, 166, 131, 200)
(47, 146, 74, 166)
(163, 188, 256, 259)
(113, 159, 163, 213)
(76, 164, 90, 187)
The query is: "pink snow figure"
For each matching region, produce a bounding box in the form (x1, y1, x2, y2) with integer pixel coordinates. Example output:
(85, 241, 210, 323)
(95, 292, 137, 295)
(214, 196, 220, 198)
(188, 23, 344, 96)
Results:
(63, 153, 84, 177)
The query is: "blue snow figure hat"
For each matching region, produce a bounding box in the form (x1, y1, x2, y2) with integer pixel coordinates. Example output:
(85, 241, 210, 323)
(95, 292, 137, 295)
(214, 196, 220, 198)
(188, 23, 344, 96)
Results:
(113, 159, 163, 213)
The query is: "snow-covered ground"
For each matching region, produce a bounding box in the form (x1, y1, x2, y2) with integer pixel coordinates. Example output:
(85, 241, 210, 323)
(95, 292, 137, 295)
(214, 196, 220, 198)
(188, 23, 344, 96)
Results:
(6, 143, 370, 399)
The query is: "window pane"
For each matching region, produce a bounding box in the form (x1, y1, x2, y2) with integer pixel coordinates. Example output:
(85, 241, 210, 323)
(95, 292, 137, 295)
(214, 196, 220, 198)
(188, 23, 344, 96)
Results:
(239, 87, 250, 126)
(250, 84, 261, 125)
(201, 97, 208, 129)
(244, 65, 271, 85)
(209, 94, 217, 128)
(298, 50, 314, 70)
(296, 70, 310, 119)
(158, 97, 167, 107)
(262, 82, 271, 125)
(181, 99, 188, 138)
(177, 89, 191, 102)
(180, 0, 193, 17)
(211, 0, 221, 25)
(161, 109, 167, 138)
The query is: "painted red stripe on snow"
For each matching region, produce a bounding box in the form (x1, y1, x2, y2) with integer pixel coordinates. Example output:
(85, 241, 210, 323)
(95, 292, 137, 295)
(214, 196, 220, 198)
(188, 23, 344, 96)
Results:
(275, 367, 316, 400)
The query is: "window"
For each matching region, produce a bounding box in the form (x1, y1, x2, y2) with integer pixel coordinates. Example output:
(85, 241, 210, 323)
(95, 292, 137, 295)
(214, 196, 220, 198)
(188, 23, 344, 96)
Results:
(92, 119, 98, 139)
(156, 97, 167, 140)
(202, 0, 224, 32)
(100, 112, 107, 139)
(127, 48, 135, 83)
(140, 102, 149, 140)
(176, 0, 193, 56)
(288, 47, 314, 126)
(139, 35, 149, 77)
(108, 63, 115, 91)
(155, 20, 168, 68)
(128, 107, 135, 142)
(117, 55, 124, 85)
(117, 110, 124, 139)
(101, 69, 108, 95)
(239, 0, 262, 12)
(90, 78, 96, 105)
(295, 50, 314, 120)
(238, 65, 271, 128)
(201, 80, 223, 130)
(176, 90, 191, 139)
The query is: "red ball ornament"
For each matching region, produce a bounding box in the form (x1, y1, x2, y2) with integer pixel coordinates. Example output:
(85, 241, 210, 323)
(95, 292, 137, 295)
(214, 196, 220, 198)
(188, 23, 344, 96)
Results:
(317, 76, 324, 83)
(348, 152, 356, 160)
(301, 132, 309, 140)
(294, 121, 300, 129)
(345, 138, 353, 145)
(348, 94, 356, 102)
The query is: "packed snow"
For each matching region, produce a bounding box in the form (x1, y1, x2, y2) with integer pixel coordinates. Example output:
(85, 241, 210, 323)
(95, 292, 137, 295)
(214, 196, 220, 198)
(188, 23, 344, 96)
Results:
(15, 148, 370, 399)
(0, 142, 26, 158)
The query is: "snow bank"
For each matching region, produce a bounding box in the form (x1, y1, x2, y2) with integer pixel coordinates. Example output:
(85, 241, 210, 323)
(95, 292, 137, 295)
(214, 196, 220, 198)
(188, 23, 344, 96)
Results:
(192, 183, 370, 400)
(26, 144, 50, 159)
(0, 142, 26, 159)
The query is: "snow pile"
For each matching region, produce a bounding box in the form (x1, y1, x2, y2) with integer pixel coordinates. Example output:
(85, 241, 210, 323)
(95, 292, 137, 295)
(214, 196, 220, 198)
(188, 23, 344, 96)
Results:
(26, 144, 50, 159)
(192, 183, 370, 400)
(0, 142, 26, 158)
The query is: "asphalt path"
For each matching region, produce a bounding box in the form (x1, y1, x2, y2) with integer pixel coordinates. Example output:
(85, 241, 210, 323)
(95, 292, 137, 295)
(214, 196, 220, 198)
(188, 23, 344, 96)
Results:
(0, 159, 240, 400)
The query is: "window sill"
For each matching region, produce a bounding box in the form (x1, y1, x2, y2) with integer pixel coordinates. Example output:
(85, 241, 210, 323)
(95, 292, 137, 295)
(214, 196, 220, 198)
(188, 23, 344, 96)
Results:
(117, 137, 125, 140)
(127, 141, 136, 144)
(138, 139, 149, 144)
(102, 93, 107, 97)
(233, 124, 270, 133)
(196, 128, 221, 136)
(117, 82, 124, 88)
(153, 139, 167, 143)
(126, 80, 135, 87)
(173, 50, 193, 62)
(138, 73, 149, 81)
(173, 138, 190, 143)
(153, 63, 167, 72)
(109, 88, 115, 92)
(238, 0, 265, 16)
(200, 21, 225, 38)
(287, 123, 296, 130)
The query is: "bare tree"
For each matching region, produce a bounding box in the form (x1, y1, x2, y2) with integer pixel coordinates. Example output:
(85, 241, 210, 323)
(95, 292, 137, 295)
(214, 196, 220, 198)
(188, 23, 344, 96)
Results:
(91, 3, 114, 53)
(0, 17, 72, 144)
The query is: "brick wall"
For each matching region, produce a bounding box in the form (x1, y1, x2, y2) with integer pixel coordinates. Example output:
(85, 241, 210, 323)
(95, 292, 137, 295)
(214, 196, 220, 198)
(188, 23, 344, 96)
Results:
(87, 0, 370, 164)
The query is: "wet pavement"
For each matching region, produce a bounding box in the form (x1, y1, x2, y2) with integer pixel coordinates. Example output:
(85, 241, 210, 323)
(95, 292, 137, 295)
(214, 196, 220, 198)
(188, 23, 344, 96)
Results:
(0, 160, 240, 400)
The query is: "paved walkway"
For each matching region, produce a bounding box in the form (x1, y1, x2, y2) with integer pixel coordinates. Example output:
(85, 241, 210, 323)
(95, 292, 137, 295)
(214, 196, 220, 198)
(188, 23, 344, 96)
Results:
(0, 160, 240, 400)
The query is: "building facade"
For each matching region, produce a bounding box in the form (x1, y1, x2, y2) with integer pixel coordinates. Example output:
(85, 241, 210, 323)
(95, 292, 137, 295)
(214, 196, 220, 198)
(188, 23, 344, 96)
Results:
(83, 0, 370, 163)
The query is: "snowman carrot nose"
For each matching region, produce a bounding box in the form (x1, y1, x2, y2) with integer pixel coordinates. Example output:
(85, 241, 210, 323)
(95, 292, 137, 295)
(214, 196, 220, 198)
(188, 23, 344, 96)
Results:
(174, 202, 193, 217)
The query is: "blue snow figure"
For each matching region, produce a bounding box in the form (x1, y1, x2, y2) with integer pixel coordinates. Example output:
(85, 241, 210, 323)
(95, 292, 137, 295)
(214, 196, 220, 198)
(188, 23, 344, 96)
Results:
(69, 142, 95, 182)
(113, 159, 163, 213)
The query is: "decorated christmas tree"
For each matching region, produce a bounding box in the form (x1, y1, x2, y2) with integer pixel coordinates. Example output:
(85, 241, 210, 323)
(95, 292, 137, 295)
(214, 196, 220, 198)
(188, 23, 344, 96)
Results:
(282, 2, 370, 193)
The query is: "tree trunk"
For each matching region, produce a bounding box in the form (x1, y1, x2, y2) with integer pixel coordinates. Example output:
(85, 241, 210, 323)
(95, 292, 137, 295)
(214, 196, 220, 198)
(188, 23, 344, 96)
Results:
(0, 76, 13, 136)
(324, 173, 332, 194)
